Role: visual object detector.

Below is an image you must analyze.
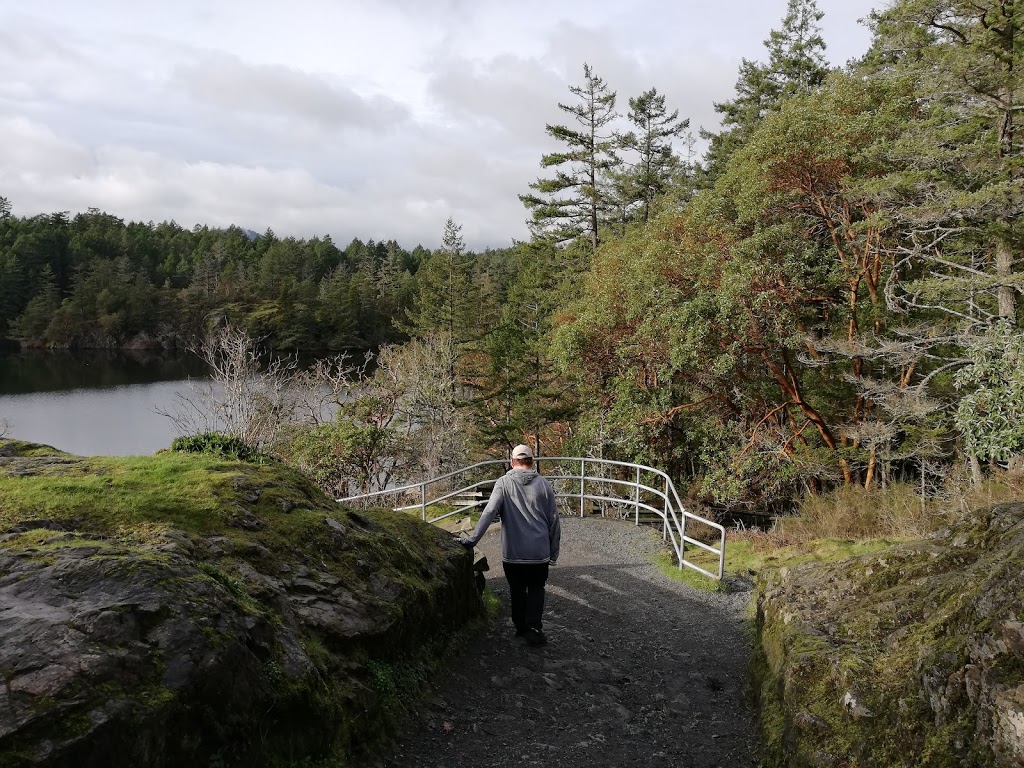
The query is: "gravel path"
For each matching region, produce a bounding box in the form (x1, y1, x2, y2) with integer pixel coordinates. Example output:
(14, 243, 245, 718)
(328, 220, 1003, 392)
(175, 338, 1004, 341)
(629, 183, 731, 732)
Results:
(366, 517, 758, 768)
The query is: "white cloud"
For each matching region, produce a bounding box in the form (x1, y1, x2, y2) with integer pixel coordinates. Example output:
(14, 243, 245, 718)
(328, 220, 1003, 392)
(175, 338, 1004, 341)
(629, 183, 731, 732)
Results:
(173, 53, 410, 131)
(0, 116, 524, 247)
(0, 0, 882, 249)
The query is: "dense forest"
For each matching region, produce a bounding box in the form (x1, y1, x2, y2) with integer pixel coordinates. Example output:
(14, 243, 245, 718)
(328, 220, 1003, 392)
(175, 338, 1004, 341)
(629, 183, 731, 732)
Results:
(0, 206, 515, 352)
(3, 0, 1022, 511)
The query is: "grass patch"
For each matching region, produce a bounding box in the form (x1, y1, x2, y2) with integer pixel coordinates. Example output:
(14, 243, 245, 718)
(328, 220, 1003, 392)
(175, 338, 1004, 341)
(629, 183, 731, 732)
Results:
(779, 482, 951, 541)
(0, 452, 232, 533)
(657, 479, 1024, 590)
(655, 528, 906, 593)
(725, 535, 903, 575)
(0, 446, 343, 559)
(655, 550, 729, 592)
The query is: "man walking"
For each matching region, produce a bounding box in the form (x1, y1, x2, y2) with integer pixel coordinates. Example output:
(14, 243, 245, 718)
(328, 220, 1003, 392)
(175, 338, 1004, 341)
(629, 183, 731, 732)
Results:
(459, 444, 560, 646)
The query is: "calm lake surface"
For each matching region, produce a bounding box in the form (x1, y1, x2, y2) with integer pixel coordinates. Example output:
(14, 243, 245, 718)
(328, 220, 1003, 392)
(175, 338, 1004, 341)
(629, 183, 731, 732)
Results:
(0, 351, 210, 456)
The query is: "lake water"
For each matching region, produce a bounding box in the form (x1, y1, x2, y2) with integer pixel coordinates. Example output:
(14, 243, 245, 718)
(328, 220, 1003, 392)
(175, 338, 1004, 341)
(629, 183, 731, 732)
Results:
(0, 351, 210, 456)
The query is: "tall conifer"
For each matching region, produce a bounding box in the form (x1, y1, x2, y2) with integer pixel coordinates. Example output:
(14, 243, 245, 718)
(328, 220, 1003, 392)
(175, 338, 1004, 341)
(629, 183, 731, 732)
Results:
(519, 64, 619, 255)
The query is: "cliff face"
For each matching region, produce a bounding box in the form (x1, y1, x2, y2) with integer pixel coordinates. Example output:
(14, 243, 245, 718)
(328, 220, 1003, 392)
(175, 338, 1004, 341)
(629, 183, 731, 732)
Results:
(0, 440, 482, 767)
(753, 502, 1024, 767)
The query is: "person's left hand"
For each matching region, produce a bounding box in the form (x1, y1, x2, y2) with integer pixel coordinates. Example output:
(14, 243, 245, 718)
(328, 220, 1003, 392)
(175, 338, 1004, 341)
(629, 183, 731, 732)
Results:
(456, 537, 473, 548)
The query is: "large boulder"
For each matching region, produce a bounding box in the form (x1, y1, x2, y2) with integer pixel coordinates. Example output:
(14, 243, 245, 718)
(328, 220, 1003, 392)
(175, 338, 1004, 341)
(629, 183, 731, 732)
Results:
(753, 502, 1024, 767)
(0, 440, 482, 767)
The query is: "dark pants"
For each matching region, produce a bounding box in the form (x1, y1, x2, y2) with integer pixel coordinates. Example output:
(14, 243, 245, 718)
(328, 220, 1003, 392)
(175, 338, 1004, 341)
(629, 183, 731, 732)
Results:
(502, 562, 550, 631)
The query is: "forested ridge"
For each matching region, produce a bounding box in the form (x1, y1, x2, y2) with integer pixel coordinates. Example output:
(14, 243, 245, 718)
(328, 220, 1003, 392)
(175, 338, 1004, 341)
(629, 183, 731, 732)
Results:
(3, 0, 1023, 513)
(0, 206, 519, 352)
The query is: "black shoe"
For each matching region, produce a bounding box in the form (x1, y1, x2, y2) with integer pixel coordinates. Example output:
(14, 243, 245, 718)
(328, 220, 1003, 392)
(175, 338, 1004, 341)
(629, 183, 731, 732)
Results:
(514, 627, 527, 637)
(524, 628, 547, 646)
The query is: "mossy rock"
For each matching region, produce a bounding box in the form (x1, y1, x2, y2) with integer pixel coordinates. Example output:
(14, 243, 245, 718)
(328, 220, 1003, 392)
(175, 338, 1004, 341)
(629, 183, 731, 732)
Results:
(0, 440, 483, 767)
(752, 502, 1024, 767)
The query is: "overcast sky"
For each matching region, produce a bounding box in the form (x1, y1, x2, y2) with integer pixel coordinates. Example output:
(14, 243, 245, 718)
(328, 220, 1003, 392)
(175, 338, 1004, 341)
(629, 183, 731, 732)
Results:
(1, 0, 882, 249)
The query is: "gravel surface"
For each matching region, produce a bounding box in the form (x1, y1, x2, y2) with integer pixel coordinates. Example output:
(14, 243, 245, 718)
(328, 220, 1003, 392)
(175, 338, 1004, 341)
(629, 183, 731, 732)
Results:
(363, 516, 759, 768)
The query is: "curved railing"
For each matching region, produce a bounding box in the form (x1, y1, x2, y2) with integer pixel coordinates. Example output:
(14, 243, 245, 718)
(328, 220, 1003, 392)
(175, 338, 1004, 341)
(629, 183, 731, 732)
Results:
(338, 457, 725, 581)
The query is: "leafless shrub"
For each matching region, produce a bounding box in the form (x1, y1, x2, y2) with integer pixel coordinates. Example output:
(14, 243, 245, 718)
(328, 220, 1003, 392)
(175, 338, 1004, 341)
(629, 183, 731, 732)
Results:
(375, 332, 469, 482)
(288, 352, 369, 427)
(158, 325, 302, 454)
(161, 326, 479, 500)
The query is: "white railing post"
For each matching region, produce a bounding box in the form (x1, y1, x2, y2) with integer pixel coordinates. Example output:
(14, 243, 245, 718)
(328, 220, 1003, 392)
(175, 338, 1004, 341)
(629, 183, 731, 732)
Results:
(634, 466, 641, 525)
(679, 512, 687, 570)
(421, 482, 427, 521)
(663, 476, 670, 542)
(579, 459, 586, 517)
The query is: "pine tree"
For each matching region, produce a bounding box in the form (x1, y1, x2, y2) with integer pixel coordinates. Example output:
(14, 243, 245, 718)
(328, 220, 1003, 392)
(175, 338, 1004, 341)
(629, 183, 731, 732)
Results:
(702, 0, 830, 179)
(869, 0, 1022, 329)
(470, 240, 576, 456)
(10, 265, 60, 342)
(404, 218, 480, 349)
(519, 64, 619, 254)
(619, 88, 690, 223)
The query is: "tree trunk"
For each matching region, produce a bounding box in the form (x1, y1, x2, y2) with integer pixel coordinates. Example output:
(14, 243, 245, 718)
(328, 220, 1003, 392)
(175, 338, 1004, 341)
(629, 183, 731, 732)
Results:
(970, 454, 983, 486)
(995, 239, 1018, 324)
(864, 445, 876, 490)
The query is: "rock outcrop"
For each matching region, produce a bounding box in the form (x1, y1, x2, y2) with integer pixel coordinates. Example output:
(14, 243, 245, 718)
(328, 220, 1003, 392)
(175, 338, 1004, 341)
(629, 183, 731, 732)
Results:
(753, 502, 1024, 767)
(0, 440, 482, 767)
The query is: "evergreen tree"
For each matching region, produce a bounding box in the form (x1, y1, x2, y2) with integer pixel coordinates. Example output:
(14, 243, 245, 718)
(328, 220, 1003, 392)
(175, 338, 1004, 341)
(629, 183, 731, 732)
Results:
(869, 0, 1023, 328)
(9, 264, 58, 342)
(471, 239, 575, 456)
(519, 64, 620, 254)
(0, 251, 25, 332)
(404, 218, 481, 351)
(619, 88, 690, 223)
(702, 0, 830, 179)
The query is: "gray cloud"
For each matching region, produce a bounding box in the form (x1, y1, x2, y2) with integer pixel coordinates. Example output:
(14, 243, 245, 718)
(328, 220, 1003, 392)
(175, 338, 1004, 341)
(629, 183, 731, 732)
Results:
(174, 53, 410, 132)
(428, 53, 567, 140)
(0, 115, 527, 248)
(0, 0, 881, 249)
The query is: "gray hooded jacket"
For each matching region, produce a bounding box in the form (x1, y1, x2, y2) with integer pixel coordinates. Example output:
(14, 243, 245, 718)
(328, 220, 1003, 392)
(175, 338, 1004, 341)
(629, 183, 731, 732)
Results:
(463, 468, 560, 564)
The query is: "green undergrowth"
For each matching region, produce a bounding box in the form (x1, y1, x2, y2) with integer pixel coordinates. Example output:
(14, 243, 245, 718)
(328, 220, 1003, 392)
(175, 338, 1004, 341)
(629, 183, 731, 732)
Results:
(653, 478, 1018, 592)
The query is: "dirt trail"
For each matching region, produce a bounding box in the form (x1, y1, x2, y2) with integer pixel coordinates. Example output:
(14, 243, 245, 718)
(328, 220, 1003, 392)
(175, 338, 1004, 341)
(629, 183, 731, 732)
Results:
(367, 517, 758, 768)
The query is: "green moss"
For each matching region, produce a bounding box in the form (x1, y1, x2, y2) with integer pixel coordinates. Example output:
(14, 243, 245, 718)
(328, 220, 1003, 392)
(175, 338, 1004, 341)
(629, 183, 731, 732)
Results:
(195, 562, 268, 619)
(751, 504, 1024, 767)
(3, 529, 110, 551)
(0, 439, 487, 768)
(0, 439, 69, 458)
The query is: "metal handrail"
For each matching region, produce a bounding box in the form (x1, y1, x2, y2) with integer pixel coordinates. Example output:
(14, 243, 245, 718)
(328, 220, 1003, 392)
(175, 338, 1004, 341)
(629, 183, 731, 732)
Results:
(338, 457, 725, 581)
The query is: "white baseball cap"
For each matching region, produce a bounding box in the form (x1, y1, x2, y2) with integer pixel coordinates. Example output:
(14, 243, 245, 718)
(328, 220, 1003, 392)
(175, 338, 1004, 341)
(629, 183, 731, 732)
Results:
(511, 444, 534, 460)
